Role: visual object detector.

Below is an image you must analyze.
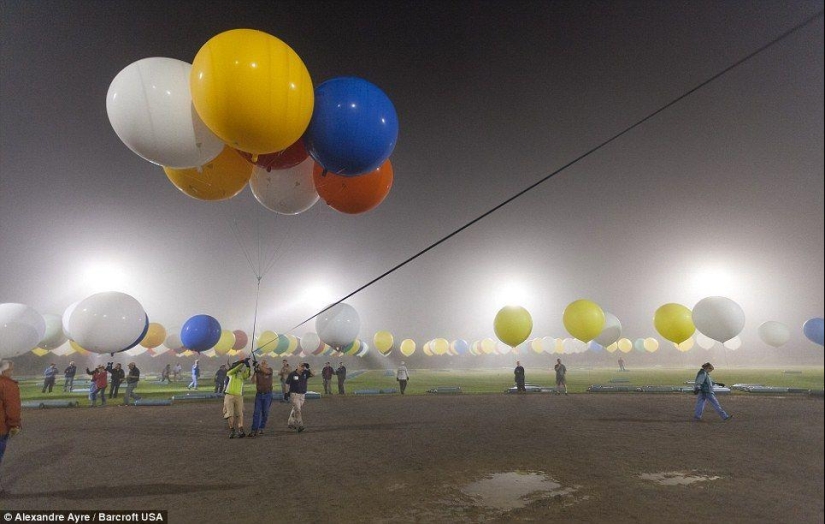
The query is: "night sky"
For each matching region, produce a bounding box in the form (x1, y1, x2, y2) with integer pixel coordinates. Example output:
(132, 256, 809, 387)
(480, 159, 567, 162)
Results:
(1, 1, 823, 363)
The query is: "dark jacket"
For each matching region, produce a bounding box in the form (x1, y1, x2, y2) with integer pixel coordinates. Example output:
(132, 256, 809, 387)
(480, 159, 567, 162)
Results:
(286, 370, 313, 394)
(107, 365, 125, 384)
(126, 366, 140, 384)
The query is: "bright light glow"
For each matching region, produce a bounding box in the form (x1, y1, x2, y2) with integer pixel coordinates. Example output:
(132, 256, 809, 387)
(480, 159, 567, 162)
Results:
(300, 284, 337, 312)
(81, 261, 129, 294)
(689, 266, 740, 299)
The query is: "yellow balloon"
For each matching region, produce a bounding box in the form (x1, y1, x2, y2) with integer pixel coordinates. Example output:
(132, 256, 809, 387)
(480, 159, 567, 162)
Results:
(530, 338, 543, 354)
(562, 299, 605, 342)
(140, 323, 167, 349)
(214, 330, 236, 355)
(675, 337, 695, 352)
(422, 341, 433, 356)
(31, 347, 50, 357)
(70, 340, 90, 355)
(605, 342, 618, 353)
(432, 338, 449, 356)
(481, 338, 496, 355)
(400, 339, 416, 357)
(190, 29, 314, 155)
(256, 331, 278, 355)
(644, 337, 659, 352)
(617, 338, 633, 353)
(653, 303, 696, 344)
(164, 146, 253, 201)
(493, 306, 533, 348)
(373, 331, 394, 354)
(286, 334, 300, 355)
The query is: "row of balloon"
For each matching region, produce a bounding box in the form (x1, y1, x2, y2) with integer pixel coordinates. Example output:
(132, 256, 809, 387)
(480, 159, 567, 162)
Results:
(106, 29, 398, 216)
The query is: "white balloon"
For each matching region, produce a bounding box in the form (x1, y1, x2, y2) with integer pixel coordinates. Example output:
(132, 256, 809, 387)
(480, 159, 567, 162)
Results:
(164, 332, 183, 350)
(541, 336, 555, 354)
(758, 321, 790, 348)
(249, 158, 320, 215)
(692, 296, 745, 343)
(594, 312, 622, 347)
(62, 301, 80, 341)
(300, 332, 322, 353)
(316, 303, 360, 349)
(67, 292, 148, 354)
(38, 313, 67, 349)
(723, 336, 742, 350)
(695, 332, 716, 350)
(106, 57, 223, 168)
(356, 341, 370, 358)
(0, 303, 46, 358)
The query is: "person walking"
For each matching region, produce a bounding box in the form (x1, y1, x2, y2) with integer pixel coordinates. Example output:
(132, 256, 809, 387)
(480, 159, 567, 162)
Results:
(122, 362, 142, 406)
(42, 363, 58, 393)
(214, 364, 228, 393)
(396, 361, 410, 394)
(249, 359, 274, 437)
(514, 361, 526, 393)
(224, 358, 251, 439)
(285, 363, 314, 432)
(321, 362, 335, 395)
(0, 360, 22, 493)
(554, 358, 568, 395)
(693, 362, 732, 422)
(87, 365, 108, 407)
(173, 363, 182, 382)
(160, 364, 171, 384)
(107, 362, 125, 399)
(278, 359, 291, 402)
(63, 361, 77, 392)
(188, 360, 200, 390)
(335, 361, 347, 395)
(618, 357, 626, 372)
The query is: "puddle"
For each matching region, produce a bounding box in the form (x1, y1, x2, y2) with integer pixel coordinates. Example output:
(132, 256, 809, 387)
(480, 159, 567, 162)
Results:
(460, 471, 576, 511)
(639, 471, 721, 485)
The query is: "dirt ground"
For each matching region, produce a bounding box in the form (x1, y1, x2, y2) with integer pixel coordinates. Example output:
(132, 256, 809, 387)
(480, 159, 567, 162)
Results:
(1, 393, 822, 523)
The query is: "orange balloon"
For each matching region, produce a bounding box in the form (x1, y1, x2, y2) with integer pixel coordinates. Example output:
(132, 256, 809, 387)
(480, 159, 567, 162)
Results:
(313, 160, 393, 214)
(163, 146, 253, 201)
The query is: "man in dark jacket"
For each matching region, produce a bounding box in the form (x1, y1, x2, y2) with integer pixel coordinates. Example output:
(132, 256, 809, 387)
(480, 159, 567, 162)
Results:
(514, 361, 526, 392)
(286, 363, 314, 432)
(214, 365, 228, 393)
(335, 362, 347, 395)
(122, 362, 141, 406)
(107, 363, 125, 399)
(63, 361, 77, 392)
(321, 362, 334, 395)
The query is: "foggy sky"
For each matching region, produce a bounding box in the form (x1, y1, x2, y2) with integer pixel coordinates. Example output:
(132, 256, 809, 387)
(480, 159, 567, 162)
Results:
(1, 0, 823, 364)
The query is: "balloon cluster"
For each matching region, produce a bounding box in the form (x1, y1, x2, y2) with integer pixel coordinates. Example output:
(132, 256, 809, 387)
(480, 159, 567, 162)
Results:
(107, 29, 398, 215)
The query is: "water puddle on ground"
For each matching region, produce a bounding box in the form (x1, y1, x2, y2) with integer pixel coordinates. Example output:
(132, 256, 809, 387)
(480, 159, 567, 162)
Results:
(639, 471, 721, 486)
(460, 471, 576, 511)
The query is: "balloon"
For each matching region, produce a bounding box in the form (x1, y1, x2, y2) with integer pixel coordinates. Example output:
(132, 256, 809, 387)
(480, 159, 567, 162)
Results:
(300, 332, 323, 355)
(213, 330, 236, 355)
(249, 157, 319, 214)
(67, 292, 148, 354)
(61, 301, 80, 341)
(164, 333, 183, 350)
(312, 159, 393, 214)
(190, 29, 314, 155)
(355, 341, 370, 358)
(316, 303, 360, 349)
(373, 331, 394, 355)
(653, 303, 695, 344)
(304, 77, 399, 175)
(432, 338, 449, 356)
(180, 314, 222, 352)
(692, 296, 745, 343)
(0, 303, 46, 358)
(643, 338, 659, 352)
(675, 338, 695, 352)
(452, 339, 469, 355)
(563, 299, 605, 342)
(38, 314, 67, 350)
(232, 330, 249, 350)
(493, 306, 533, 348)
(164, 146, 253, 201)
(256, 331, 278, 355)
(343, 339, 361, 356)
(530, 338, 544, 354)
(140, 323, 167, 348)
(695, 332, 716, 350)
(106, 57, 224, 169)
(617, 338, 633, 353)
(633, 338, 646, 353)
(238, 139, 309, 171)
(273, 334, 292, 355)
(723, 337, 742, 350)
(69, 340, 90, 355)
(758, 321, 790, 348)
(31, 347, 50, 357)
(400, 339, 416, 357)
(422, 341, 433, 356)
(802, 317, 824, 346)
(594, 312, 622, 347)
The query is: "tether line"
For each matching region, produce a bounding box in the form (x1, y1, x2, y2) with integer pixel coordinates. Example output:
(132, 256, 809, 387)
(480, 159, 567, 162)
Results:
(291, 10, 824, 332)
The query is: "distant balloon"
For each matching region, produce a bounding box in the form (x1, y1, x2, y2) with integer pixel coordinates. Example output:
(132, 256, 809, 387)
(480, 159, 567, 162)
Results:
(653, 303, 695, 344)
(757, 321, 790, 348)
(400, 339, 416, 357)
(594, 312, 622, 347)
(452, 339, 469, 356)
(692, 296, 745, 343)
(140, 323, 167, 349)
(164, 333, 183, 350)
(723, 336, 742, 350)
(643, 337, 659, 352)
(563, 299, 605, 342)
(38, 314, 67, 350)
(316, 303, 360, 349)
(695, 332, 716, 350)
(675, 338, 695, 352)
(493, 306, 533, 348)
(432, 338, 449, 356)
(300, 332, 323, 354)
(0, 303, 46, 358)
(617, 338, 633, 353)
(67, 292, 147, 354)
(232, 330, 249, 350)
(180, 315, 222, 352)
(802, 317, 824, 346)
(256, 331, 278, 355)
(213, 330, 236, 355)
(373, 331, 394, 355)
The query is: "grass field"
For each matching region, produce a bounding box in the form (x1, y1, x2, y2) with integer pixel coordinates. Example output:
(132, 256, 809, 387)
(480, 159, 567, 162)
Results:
(17, 365, 824, 401)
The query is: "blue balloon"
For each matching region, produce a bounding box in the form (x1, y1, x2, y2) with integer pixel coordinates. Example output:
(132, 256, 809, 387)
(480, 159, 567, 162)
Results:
(453, 339, 469, 355)
(181, 314, 222, 352)
(304, 77, 398, 176)
(588, 341, 604, 353)
(802, 317, 824, 346)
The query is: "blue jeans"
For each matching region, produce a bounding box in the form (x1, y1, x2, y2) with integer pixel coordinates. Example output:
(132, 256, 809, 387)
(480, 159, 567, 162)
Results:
(0, 433, 8, 464)
(123, 382, 141, 405)
(694, 391, 729, 420)
(90, 386, 106, 406)
(252, 392, 273, 431)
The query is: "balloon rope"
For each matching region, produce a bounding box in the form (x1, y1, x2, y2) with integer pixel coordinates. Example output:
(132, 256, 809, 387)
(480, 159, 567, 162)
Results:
(291, 10, 823, 332)
(249, 276, 262, 364)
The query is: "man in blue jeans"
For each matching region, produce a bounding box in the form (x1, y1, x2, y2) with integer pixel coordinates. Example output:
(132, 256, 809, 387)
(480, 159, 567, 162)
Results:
(249, 359, 274, 437)
(693, 362, 732, 422)
(122, 362, 142, 406)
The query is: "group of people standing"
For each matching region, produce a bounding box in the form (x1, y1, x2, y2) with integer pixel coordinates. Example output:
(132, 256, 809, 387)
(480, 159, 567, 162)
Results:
(513, 359, 567, 394)
(85, 362, 142, 406)
(319, 361, 347, 395)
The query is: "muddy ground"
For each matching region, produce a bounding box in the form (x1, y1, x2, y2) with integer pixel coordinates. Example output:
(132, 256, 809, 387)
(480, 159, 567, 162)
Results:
(1, 393, 822, 523)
